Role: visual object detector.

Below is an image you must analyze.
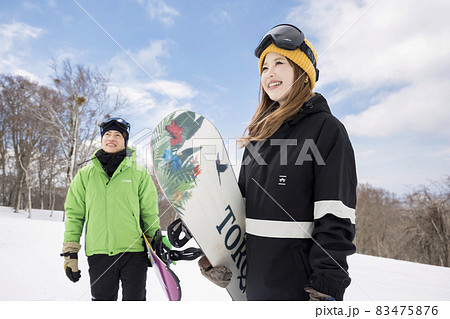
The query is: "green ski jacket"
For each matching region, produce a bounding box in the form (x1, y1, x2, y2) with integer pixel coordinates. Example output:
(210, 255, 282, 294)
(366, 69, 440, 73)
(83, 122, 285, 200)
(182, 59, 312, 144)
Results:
(63, 148, 160, 256)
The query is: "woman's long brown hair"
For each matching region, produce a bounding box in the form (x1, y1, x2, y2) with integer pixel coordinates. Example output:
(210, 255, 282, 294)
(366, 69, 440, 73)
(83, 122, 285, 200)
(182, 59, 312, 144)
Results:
(239, 58, 314, 147)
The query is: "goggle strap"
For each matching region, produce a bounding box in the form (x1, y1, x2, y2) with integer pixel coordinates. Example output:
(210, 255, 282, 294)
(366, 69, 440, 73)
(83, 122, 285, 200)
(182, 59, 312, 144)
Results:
(99, 118, 130, 134)
(299, 42, 319, 81)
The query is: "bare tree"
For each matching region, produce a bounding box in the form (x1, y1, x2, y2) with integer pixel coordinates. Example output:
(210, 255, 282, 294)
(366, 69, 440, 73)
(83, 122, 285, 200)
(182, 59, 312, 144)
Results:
(355, 179, 450, 267)
(34, 129, 63, 212)
(355, 183, 405, 257)
(0, 61, 126, 215)
(404, 178, 450, 267)
(0, 84, 9, 206)
(0, 75, 42, 214)
(33, 60, 125, 187)
(32, 86, 65, 214)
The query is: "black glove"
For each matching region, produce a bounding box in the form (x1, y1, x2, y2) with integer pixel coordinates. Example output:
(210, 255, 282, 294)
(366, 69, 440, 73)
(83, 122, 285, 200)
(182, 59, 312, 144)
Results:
(151, 229, 173, 264)
(65, 262, 81, 282)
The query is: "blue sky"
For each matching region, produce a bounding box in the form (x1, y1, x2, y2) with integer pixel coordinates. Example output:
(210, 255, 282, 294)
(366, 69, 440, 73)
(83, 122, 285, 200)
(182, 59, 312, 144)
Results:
(1, 0, 449, 195)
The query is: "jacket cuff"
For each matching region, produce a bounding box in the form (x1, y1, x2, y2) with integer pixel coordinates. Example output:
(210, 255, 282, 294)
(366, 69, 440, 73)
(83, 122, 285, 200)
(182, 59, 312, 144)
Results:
(307, 274, 350, 301)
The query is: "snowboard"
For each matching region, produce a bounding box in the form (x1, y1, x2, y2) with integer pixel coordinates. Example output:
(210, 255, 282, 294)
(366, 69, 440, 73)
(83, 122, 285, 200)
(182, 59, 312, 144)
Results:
(150, 110, 247, 301)
(143, 233, 182, 301)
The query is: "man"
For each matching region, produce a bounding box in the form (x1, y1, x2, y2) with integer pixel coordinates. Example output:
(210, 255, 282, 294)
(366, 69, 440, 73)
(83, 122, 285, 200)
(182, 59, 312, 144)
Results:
(61, 117, 164, 301)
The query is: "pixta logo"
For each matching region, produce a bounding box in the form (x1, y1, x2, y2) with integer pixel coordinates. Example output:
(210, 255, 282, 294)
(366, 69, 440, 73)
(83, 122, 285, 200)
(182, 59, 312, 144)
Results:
(242, 139, 325, 166)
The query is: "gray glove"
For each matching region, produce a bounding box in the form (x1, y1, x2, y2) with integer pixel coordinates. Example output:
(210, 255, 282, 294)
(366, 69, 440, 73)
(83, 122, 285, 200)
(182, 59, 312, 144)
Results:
(304, 286, 335, 301)
(198, 256, 232, 288)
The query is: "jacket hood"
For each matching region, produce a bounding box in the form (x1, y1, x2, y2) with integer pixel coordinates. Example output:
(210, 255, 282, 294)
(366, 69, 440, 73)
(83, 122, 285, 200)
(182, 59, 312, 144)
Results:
(288, 93, 331, 127)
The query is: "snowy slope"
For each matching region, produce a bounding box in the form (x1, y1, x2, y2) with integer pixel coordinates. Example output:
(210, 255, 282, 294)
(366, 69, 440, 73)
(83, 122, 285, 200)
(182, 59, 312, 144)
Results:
(0, 206, 449, 301)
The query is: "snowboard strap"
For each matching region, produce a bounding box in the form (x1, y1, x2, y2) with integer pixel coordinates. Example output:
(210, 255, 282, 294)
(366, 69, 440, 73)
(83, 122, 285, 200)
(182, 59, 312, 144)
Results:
(169, 247, 203, 261)
(165, 219, 203, 262)
(60, 252, 78, 259)
(152, 235, 202, 264)
(141, 221, 202, 264)
(167, 218, 193, 248)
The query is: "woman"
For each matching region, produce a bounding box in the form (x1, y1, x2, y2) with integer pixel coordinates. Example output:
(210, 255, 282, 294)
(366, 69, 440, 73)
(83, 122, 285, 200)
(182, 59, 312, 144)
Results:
(237, 24, 357, 301)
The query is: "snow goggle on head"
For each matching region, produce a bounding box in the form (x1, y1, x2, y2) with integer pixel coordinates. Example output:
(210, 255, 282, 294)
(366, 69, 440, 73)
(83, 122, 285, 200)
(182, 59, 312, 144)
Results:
(254, 24, 319, 81)
(99, 117, 130, 135)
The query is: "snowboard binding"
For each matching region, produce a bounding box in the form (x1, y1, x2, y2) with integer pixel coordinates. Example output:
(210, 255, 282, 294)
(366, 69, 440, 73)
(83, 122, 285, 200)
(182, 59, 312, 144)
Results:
(167, 218, 202, 261)
(168, 218, 193, 248)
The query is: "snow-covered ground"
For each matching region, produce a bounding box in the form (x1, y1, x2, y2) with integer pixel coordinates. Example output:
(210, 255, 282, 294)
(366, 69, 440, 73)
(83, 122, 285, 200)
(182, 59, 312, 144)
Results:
(1, 206, 449, 302)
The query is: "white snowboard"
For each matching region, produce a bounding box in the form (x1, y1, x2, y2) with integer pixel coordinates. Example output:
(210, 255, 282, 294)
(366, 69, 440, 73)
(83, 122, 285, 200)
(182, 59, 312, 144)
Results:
(150, 110, 247, 301)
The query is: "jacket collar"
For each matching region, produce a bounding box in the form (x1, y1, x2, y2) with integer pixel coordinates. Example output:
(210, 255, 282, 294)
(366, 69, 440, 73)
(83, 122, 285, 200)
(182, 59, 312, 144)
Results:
(91, 147, 135, 173)
(288, 93, 331, 127)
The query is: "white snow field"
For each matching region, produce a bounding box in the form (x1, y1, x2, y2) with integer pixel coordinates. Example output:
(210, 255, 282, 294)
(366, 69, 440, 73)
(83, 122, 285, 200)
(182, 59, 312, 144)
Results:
(1, 206, 449, 302)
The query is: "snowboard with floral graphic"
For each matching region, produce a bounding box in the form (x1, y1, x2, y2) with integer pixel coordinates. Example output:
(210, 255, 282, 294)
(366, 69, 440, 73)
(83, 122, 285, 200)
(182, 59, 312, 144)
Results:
(150, 110, 247, 301)
(151, 111, 204, 214)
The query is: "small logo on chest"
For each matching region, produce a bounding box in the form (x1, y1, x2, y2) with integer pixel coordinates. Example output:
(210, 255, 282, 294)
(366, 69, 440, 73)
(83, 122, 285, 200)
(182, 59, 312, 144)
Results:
(122, 179, 132, 183)
(278, 175, 287, 186)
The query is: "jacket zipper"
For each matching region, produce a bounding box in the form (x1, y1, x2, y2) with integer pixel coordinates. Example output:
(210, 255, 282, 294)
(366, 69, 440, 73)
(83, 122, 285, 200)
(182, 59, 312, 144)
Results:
(105, 174, 111, 255)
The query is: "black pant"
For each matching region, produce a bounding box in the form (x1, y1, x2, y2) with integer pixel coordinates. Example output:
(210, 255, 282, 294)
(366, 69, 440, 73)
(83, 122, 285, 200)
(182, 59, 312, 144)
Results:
(87, 252, 148, 301)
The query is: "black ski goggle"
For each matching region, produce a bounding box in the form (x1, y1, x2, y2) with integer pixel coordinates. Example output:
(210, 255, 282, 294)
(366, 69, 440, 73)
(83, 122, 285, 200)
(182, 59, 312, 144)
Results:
(254, 24, 319, 81)
(99, 117, 130, 135)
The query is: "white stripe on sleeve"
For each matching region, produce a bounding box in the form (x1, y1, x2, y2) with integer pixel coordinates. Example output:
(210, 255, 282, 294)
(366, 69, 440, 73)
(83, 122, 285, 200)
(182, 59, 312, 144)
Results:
(314, 200, 355, 224)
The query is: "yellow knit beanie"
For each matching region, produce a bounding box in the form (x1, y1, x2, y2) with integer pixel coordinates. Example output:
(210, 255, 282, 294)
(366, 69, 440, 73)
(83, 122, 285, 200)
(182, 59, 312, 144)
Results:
(258, 40, 319, 89)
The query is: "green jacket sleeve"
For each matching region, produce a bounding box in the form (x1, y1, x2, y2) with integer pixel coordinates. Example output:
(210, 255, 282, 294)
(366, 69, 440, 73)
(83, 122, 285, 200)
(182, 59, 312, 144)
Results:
(139, 169, 160, 239)
(63, 170, 86, 243)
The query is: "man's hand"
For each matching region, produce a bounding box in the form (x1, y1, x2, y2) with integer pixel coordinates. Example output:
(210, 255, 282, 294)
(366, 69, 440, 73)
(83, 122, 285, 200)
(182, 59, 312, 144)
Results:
(61, 242, 81, 283)
(151, 229, 174, 265)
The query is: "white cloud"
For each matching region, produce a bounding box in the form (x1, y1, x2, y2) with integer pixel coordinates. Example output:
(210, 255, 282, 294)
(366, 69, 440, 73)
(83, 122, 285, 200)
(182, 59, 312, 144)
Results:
(287, 0, 450, 138)
(288, 0, 450, 86)
(353, 139, 450, 195)
(137, 0, 179, 26)
(108, 40, 169, 81)
(210, 7, 232, 24)
(145, 80, 198, 100)
(116, 80, 197, 120)
(0, 21, 43, 54)
(0, 22, 44, 80)
(342, 80, 450, 137)
(46, 0, 57, 8)
(107, 40, 197, 129)
(117, 86, 159, 114)
(286, 0, 450, 192)
(51, 47, 84, 65)
(21, 1, 42, 12)
(134, 40, 170, 76)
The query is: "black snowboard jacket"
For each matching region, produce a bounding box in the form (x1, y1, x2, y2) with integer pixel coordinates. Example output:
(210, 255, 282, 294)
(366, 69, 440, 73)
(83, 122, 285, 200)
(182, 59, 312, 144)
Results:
(238, 93, 356, 300)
